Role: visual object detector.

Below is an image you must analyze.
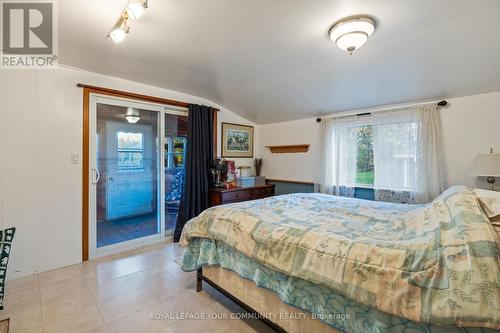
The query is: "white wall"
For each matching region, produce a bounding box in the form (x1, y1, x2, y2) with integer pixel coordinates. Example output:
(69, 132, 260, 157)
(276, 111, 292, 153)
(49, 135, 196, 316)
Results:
(257, 91, 500, 189)
(0, 65, 256, 280)
(440, 92, 500, 189)
(258, 119, 320, 183)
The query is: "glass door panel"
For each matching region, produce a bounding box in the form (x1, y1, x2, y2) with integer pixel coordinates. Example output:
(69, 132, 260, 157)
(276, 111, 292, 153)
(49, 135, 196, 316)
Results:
(164, 113, 188, 235)
(93, 100, 161, 249)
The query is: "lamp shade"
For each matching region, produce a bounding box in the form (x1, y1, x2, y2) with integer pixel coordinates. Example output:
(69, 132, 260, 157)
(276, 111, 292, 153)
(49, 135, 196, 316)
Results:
(470, 154, 500, 177)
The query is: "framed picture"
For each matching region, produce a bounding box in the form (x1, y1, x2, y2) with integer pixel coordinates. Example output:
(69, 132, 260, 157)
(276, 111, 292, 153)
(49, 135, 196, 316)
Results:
(221, 122, 254, 158)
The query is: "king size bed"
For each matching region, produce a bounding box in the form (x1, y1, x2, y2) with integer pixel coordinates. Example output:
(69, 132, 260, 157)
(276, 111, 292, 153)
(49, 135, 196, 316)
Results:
(179, 186, 500, 333)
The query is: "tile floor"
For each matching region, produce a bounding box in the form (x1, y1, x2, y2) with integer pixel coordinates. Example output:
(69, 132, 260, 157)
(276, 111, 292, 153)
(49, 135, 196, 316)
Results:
(0, 241, 275, 333)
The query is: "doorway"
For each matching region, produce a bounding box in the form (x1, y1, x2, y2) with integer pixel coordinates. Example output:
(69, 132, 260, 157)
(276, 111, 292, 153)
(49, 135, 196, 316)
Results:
(88, 95, 188, 258)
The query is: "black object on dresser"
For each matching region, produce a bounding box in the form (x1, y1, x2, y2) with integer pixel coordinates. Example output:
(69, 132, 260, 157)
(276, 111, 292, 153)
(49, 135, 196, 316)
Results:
(209, 184, 275, 207)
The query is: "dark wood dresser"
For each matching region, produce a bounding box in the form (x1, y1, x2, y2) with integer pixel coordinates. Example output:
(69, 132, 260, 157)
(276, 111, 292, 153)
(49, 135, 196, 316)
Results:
(209, 184, 275, 207)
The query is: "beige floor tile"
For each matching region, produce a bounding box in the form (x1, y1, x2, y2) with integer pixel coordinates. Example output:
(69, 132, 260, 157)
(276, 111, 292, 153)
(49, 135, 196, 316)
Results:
(41, 289, 95, 323)
(97, 288, 152, 323)
(225, 318, 277, 333)
(166, 271, 197, 291)
(130, 268, 191, 303)
(167, 315, 234, 333)
(0, 303, 43, 333)
(102, 255, 155, 278)
(5, 275, 38, 295)
(4, 242, 275, 333)
(151, 256, 184, 276)
(37, 264, 82, 286)
(105, 305, 169, 333)
(155, 325, 176, 333)
(43, 304, 107, 333)
(82, 264, 119, 285)
(152, 289, 209, 316)
(2, 287, 40, 313)
(124, 268, 170, 290)
(86, 275, 137, 302)
(40, 275, 89, 304)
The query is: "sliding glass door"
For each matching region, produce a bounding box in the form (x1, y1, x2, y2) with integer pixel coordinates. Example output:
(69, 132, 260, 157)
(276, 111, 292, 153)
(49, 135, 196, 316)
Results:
(89, 95, 188, 258)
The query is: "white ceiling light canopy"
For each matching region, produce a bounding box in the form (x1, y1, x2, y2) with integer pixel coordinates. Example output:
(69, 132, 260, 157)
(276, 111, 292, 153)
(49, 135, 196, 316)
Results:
(109, 13, 130, 43)
(125, 108, 141, 123)
(126, 0, 148, 20)
(329, 15, 377, 54)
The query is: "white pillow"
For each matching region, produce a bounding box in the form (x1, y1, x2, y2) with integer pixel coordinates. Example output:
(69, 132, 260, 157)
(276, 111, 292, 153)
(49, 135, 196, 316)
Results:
(474, 189, 500, 223)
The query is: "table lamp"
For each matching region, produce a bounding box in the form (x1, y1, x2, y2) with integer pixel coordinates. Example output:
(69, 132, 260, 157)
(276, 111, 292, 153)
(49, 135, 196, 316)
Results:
(470, 149, 500, 190)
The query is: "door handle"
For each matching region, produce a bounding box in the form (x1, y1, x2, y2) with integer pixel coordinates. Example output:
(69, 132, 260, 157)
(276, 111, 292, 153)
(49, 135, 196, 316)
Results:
(92, 168, 100, 184)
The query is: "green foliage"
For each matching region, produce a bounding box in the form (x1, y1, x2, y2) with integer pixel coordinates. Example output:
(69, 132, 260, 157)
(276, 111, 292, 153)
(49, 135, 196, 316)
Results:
(356, 125, 374, 185)
(355, 171, 374, 185)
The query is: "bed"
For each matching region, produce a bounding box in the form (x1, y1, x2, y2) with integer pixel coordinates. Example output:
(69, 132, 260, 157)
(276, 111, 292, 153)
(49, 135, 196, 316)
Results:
(179, 186, 500, 333)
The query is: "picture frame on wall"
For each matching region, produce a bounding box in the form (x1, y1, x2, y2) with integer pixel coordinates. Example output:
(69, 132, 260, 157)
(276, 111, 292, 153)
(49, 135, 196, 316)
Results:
(221, 122, 254, 158)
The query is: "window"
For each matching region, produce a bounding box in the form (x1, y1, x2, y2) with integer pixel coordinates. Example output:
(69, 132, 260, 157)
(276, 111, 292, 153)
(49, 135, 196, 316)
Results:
(117, 132, 144, 171)
(355, 125, 374, 186)
(319, 104, 445, 204)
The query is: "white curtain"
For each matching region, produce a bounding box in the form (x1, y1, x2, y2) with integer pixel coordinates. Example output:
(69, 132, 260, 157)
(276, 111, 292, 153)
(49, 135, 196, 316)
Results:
(318, 117, 359, 197)
(372, 104, 446, 204)
(317, 103, 446, 204)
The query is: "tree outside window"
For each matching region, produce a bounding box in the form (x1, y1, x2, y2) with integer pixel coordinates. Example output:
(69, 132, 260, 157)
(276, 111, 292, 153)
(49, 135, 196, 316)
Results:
(355, 125, 374, 186)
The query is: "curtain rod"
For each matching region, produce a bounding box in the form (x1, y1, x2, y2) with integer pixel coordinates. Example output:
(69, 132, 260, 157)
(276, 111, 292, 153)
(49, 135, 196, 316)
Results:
(76, 83, 220, 112)
(315, 99, 447, 123)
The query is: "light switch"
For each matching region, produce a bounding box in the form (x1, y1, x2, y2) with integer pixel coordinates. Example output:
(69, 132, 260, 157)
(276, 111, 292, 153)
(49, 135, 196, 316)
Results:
(71, 154, 80, 164)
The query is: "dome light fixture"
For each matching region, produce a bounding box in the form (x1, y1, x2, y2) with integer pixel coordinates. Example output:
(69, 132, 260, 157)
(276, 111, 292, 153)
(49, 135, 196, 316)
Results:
(329, 15, 377, 54)
(125, 108, 141, 124)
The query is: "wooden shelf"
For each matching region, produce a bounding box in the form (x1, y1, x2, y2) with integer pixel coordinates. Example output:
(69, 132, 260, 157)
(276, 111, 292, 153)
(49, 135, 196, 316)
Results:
(265, 144, 310, 154)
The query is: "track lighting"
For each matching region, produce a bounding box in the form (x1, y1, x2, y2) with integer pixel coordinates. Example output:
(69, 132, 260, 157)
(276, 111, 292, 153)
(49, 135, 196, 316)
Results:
(108, 0, 148, 44)
(109, 14, 130, 44)
(126, 0, 148, 20)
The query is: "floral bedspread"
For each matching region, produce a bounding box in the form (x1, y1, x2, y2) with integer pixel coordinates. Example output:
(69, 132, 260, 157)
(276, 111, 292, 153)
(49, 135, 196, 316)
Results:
(180, 186, 500, 329)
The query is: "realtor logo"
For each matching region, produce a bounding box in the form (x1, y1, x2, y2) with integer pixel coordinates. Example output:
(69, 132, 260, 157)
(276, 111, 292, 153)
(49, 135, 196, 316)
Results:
(1, 0, 58, 68)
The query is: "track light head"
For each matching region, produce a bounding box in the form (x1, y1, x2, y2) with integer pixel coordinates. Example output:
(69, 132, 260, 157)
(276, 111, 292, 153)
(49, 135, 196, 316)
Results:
(126, 0, 148, 20)
(108, 12, 130, 44)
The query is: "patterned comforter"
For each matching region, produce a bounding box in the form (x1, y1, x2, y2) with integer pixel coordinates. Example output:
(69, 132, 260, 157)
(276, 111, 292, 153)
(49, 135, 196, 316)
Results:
(180, 186, 500, 329)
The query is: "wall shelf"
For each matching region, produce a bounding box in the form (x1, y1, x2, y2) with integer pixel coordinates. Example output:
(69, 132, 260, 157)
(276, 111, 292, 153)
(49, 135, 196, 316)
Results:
(265, 144, 310, 154)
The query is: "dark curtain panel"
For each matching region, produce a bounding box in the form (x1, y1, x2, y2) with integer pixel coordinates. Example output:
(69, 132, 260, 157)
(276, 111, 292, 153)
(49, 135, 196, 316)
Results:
(174, 104, 214, 242)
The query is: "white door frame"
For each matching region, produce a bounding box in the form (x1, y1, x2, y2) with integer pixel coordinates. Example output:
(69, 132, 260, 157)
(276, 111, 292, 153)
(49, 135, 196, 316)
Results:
(88, 93, 187, 259)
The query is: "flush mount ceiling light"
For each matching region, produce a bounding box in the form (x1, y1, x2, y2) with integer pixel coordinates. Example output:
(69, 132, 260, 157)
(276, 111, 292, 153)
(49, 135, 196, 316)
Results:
(329, 15, 377, 54)
(125, 108, 141, 123)
(108, 0, 148, 44)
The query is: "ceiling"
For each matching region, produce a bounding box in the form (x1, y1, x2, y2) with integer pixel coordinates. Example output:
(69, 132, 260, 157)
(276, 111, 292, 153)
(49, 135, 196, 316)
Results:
(59, 0, 500, 124)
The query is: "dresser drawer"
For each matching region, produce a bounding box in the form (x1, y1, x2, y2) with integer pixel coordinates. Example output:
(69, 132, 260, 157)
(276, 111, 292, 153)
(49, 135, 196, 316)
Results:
(251, 186, 274, 198)
(221, 189, 251, 202)
(209, 185, 275, 207)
